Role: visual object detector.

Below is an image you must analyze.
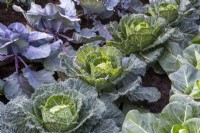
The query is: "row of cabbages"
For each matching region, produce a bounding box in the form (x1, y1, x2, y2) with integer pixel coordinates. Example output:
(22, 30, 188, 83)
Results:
(1, 0, 200, 132)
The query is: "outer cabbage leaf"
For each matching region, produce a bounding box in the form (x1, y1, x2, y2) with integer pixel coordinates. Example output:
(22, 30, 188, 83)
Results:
(72, 28, 105, 44)
(22, 68, 55, 89)
(177, 19, 199, 42)
(106, 14, 173, 57)
(3, 68, 55, 100)
(121, 110, 159, 133)
(1, 96, 44, 133)
(91, 119, 120, 133)
(139, 47, 164, 64)
(182, 118, 200, 132)
(159, 94, 200, 132)
(3, 72, 34, 100)
(91, 102, 123, 133)
(43, 40, 63, 71)
(99, 76, 142, 102)
(0, 23, 29, 55)
(182, 44, 200, 70)
(92, 21, 112, 41)
(0, 78, 108, 133)
(159, 41, 200, 76)
(169, 64, 200, 100)
(158, 41, 184, 74)
(119, 0, 144, 14)
(128, 86, 161, 103)
(22, 44, 51, 59)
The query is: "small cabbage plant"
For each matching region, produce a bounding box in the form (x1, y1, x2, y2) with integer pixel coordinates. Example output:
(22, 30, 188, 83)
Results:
(13, 0, 80, 34)
(0, 78, 109, 133)
(60, 44, 161, 103)
(60, 44, 146, 91)
(145, 0, 199, 25)
(106, 14, 174, 56)
(122, 94, 200, 133)
(0, 22, 58, 100)
(146, 0, 179, 24)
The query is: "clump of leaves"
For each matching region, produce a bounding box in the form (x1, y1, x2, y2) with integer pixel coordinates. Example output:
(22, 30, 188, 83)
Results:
(60, 44, 141, 91)
(60, 44, 161, 104)
(146, 0, 180, 24)
(106, 14, 174, 59)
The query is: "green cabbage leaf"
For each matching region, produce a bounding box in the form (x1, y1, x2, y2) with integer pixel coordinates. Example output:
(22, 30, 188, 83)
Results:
(122, 94, 200, 133)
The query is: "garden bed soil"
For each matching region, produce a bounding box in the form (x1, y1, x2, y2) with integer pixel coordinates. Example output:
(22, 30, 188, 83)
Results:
(0, 3, 26, 26)
(142, 68, 171, 113)
(0, 0, 60, 26)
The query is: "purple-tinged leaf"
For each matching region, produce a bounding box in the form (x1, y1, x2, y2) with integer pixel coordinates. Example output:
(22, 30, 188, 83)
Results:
(12, 39, 29, 54)
(60, 0, 78, 19)
(93, 21, 112, 41)
(4, 73, 34, 100)
(43, 40, 63, 71)
(22, 68, 55, 89)
(8, 23, 28, 34)
(28, 32, 53, 42)
(23, 44, 51, 60)
(105, 0, 119, 11)
(72, 28, 105, 44)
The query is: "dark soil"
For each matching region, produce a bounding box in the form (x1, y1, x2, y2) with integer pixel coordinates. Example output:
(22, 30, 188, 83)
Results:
(35, 0, 59, 6)
(0, 0, 60, 26)
(0, 3, 26, 26)
(0, 95, 8, 104)
(141, 0, 150, 4)
(141, 68, 171, 113)
(0, 62, 16, 79)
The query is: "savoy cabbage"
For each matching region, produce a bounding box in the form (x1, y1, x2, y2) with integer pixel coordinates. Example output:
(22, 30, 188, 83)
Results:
(106, 14, 168, 55)
(1, 78, 122, 133)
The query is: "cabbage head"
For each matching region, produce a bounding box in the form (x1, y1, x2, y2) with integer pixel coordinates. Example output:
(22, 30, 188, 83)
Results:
(146, 0, 179, 24)
(106, 14, 173, 55)
(157, 3, 179, 23)
(0, 78, 106, 133)
(60, 44, 146, 91)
